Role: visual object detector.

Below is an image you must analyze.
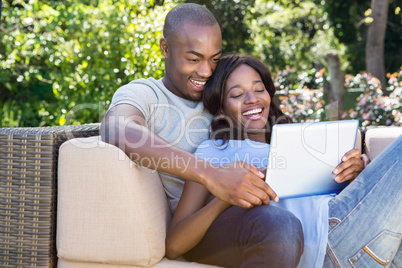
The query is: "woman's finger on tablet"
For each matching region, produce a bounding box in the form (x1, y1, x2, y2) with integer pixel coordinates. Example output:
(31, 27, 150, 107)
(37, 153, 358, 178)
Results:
(341, 148, 361, 162)
(334, 158, 364, 183)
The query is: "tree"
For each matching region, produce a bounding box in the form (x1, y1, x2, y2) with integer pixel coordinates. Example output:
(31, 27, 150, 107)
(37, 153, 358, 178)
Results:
(323, 0, 401, 75)
(365, 0, 389, 92)
(324, 51, 344, 119)
(246, 0, 346, 73)
(0, 0, 178, 127)
(184, 0, 255, 55)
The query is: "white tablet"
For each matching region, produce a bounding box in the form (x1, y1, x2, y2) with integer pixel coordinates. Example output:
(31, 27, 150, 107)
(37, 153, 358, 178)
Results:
(265, 120, 359, 199)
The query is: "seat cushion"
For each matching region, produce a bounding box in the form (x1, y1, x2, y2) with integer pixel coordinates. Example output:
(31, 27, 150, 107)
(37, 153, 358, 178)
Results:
(57, 136, 171, 266)
(58, 257, 222, 267)
(365, 127, 402, 160)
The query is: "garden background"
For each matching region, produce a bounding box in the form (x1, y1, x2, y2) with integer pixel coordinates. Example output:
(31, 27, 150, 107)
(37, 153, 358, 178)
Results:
(0, 0, 401, 128)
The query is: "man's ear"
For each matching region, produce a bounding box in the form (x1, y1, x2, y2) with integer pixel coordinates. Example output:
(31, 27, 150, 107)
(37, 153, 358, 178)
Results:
(160, 38, 169, 58)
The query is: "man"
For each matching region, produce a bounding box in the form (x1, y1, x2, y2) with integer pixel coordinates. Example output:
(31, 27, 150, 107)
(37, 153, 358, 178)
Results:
(101, 3, 274, 212)
(101, 4, 304, 266)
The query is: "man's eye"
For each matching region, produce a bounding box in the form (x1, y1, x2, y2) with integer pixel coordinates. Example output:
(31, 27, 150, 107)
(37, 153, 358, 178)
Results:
(188, 59, 198, 62)
(212, 58, 220, 63)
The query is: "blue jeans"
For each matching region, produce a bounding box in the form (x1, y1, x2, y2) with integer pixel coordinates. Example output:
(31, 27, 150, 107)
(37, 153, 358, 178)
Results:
(183, 205, 304, 268)
(324, 135, 402, 267)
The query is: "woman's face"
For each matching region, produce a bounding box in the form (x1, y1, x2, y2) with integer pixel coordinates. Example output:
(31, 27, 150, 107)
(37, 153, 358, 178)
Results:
(221, 64, 271, 142)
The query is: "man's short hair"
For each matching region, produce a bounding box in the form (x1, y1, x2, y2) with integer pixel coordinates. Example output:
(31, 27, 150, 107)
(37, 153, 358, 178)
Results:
(163, 3, 218, 42)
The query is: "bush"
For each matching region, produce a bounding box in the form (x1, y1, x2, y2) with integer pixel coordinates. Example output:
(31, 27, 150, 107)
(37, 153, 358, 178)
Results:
(273, 66, 402, 128)
(0, 0, 177, 127)
(341, 69, 402, 128)
(273, 67, 326, 122)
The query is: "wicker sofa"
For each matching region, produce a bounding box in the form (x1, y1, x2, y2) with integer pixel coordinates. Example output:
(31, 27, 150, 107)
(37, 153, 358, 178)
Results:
(0, 124, 401, 267)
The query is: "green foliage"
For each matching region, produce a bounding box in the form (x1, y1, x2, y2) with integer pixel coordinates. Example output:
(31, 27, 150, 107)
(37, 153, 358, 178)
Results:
(323, 0, 402, 73)
(246, 0, 347, 73)
(184, 0, 255, 54)
(1, 0, 401, 127)
(0, 0, 178, 127)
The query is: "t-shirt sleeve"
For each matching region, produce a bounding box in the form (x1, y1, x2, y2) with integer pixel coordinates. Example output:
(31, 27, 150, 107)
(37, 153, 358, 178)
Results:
(108, 81, 159, 121)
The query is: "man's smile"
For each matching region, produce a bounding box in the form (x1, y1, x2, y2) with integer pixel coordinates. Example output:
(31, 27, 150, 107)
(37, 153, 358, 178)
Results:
(190, 79, 207, 90)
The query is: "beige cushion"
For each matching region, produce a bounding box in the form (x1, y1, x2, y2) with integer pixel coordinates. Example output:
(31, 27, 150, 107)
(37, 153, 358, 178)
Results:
(58, 257, 222, 268)
(57, 136, 171, 266)
(365, 127, 402, 160)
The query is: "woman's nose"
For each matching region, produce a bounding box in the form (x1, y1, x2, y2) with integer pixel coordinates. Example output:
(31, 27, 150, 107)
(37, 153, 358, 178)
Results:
(244, 90, 258, 103)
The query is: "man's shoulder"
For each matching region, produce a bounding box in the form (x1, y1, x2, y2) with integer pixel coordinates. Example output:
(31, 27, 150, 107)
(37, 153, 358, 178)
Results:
(121, 77, 164, 93)
(127, 77, 162, 87)
(107, 78, 166, 115)
(113, 77, 167, 102)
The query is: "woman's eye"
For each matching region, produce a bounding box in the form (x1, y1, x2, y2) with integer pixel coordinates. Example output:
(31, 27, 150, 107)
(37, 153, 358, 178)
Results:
(231, 93, 242, 98)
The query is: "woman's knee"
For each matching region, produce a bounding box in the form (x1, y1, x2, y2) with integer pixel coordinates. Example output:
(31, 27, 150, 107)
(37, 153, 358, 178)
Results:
(240, 206, 304, 267)
(242, 206, 304, 250)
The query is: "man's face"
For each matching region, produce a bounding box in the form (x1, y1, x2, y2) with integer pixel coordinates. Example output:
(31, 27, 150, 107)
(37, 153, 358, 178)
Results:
(161, 23, 222, 101)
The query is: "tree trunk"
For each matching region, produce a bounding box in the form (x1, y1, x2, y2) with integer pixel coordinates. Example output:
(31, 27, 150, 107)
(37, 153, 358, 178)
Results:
(324, 51, 344, 120)
(366, 0, 389, 93)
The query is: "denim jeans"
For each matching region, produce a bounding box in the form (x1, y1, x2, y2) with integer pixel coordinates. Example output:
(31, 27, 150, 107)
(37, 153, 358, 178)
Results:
(324, 135, 402, 267)
(184, 205, 304, 268)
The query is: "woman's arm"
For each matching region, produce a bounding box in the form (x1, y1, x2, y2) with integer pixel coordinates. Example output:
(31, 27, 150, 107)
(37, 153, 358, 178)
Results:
(165, 181, 231, 260)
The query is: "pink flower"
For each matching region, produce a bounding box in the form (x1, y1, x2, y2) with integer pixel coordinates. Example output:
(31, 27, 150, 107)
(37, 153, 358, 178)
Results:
(388, 77, 397, 84)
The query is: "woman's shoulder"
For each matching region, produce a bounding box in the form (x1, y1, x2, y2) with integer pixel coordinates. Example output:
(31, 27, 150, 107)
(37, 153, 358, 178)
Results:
(195, 139, 226, 154)
(195, 139, 269, 155)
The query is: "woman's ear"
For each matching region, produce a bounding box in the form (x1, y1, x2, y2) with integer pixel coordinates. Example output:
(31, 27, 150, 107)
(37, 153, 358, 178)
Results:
(219, 108, 225, 117)
(160, 38, 169, 58)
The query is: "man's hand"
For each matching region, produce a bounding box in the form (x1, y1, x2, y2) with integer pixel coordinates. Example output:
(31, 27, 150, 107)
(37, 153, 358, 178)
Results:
(259, 165, 267, 179)
(202, 161, 279, 209)
(333, 148, 364, 183)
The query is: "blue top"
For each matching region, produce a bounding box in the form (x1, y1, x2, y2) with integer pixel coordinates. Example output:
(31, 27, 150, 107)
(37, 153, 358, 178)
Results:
(194, 139, 334, 268)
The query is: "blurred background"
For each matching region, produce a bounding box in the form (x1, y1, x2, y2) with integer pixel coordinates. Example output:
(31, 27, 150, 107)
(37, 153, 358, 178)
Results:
(0, 0, 401, 128)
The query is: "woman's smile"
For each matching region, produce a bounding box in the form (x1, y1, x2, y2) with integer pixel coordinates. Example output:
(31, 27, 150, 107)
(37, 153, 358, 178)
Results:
(222, 64, 271, 141)
(242, 106, 264, 120)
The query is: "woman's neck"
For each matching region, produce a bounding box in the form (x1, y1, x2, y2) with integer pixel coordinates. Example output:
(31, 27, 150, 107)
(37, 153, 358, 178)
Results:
(245, 132, 267, 143)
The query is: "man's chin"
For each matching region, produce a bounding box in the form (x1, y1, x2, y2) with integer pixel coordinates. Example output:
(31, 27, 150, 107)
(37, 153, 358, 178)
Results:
(186, 92, 203, 102)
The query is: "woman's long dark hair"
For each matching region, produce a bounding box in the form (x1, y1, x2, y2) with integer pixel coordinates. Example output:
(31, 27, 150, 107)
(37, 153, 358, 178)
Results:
(203, 55, 292, 145)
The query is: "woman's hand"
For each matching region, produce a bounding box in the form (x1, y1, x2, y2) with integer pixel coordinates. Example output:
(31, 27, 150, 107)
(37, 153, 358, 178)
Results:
(333, 148, 365, 183)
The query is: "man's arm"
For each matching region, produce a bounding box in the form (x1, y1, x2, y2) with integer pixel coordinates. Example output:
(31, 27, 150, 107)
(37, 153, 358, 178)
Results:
(101, 104, 277, 208)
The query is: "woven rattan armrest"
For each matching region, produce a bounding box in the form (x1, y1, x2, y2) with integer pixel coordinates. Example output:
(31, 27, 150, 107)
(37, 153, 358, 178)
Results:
(0, 124, 100, 268)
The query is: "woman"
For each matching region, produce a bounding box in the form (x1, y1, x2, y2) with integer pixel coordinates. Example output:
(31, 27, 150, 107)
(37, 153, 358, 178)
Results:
(166, 55, 402, 268)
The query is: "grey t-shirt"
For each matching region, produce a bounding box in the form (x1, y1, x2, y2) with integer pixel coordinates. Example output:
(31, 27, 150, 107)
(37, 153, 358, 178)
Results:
(108, 77, 213, 213)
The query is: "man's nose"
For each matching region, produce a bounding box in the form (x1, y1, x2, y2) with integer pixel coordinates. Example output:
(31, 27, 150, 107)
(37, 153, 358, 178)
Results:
(197, 60, 213, 78)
